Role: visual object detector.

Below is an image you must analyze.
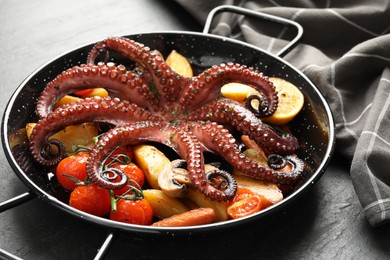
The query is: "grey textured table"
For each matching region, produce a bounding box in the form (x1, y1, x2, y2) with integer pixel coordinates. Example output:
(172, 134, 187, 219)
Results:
(1, 1, 389, 259)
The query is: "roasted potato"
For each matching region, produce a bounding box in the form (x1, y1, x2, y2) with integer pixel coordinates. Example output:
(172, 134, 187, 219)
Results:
(26, 122, 99, 153)
(133, 144, 171, 189)
(234, 175, 283, 205)
(143, 189, 190, 219)
(186, 189, 229, 222)
(165, 50, 193, 77)
(53, 95, 81, 110)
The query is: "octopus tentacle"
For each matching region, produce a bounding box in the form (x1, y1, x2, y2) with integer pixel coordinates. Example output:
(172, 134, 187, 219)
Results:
(179, 63, 278, 117)
(87, 37, 186, 110)
(30, 37, 309, 201)
(187, 121, 304, 185)
(86, 121, 171, 190)
(39, 138, 67, 163)
(186, 99, 299, 155)
(35, 62, 161, 119)
(245, 94, 269, 117)
(86, 121, 236, 200)
(171, 125, 237, 201)
(30, 96, 161, 166)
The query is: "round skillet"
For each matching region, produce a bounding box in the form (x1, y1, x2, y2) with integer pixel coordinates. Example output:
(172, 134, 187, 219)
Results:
(1, 6, 335, 235)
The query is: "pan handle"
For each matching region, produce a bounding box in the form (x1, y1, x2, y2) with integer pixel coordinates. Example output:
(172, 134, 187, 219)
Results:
(94, 232, 115, 260)
(0, 191, 35, 212)
(203, 5, 303, 57)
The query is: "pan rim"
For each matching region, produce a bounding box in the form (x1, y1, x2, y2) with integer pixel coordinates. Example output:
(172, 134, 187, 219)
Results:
(1, 31, 335, 234)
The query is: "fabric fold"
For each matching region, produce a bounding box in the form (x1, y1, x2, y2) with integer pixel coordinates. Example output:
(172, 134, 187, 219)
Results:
(174, 0, 390, 227)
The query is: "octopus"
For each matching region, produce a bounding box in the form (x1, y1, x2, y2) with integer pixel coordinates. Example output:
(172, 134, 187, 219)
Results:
(29, 36, 305, 202)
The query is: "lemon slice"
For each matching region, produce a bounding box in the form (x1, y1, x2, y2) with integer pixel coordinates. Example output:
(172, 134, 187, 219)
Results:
(221, 82, 261, 103)
(166, 50, 193, 77)
(264, 77, 304, 125)
(221, 79, 304, 125)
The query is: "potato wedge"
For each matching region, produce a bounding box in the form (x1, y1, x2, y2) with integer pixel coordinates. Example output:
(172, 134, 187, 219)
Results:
(143, 189, 190, 219)
(182, 163, 230, 222)
(9, 128, 28, 149)
(53, 95, 81, 110)
(53, 88, 108, 110)
(186, 189, 229, 222)
(25, 123, 36, 140)
(133, 145, 171, 189)
(231, 145, 283, 205)
(166, 50, 193, 77)
(234, 175, 283, 205)
(26, 122, 99, 153)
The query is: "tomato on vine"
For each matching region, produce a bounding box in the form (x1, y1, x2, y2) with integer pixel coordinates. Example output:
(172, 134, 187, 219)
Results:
(111, 163, 145, 197)
(56, 151, 90, 191)
(104, 145, 134, 165)
(58, 141, 150, 223)
(110, 198, 153, 225)
(69, 184, 111, 216)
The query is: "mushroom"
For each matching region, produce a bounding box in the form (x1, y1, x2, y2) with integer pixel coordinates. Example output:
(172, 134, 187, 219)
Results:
(158, 159, 192, 198)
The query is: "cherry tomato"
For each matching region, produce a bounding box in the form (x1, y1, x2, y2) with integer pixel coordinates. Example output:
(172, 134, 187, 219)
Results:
(69, 184, 111, 216)
(56, 152, 89, 191)
(73, 88, 93, 97)
(231, 187, 255, 202)
(104, 145, 134, 165)
(227, 187, 264, 219)
(111, 163, 145, 197)
(110, 198, 153, 225)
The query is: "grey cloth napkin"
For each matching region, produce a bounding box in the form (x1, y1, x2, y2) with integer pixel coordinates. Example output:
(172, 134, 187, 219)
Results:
(175, 0, 390, 227)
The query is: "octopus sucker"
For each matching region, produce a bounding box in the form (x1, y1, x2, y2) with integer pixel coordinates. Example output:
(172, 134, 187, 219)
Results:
(186, 99, 299, 155)
(86, 37, 185, 107)
(186, 121, 303, 185)
(29, 36, 307, 201)
(30, 97, 161, 166)
(169, 125, 236, 201)
(35, 63, 159, 119)
(179, 63, 278, 116)
(86, 121, 170, 190)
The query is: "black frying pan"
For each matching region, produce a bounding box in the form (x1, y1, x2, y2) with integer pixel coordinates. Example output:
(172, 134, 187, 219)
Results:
(1, 6, 335, 235)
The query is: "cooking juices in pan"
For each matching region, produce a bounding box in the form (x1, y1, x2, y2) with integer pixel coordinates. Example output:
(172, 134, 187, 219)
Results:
(4, 33, 333, 231)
